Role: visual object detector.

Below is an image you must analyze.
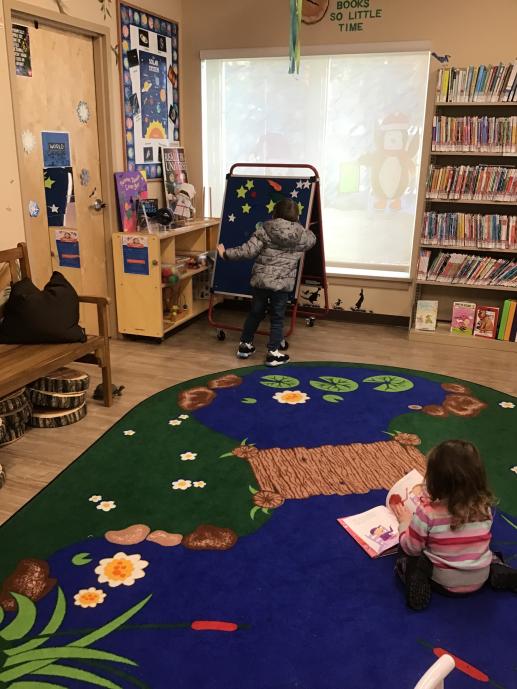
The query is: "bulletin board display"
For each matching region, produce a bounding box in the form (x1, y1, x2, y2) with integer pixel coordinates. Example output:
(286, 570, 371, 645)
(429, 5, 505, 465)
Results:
(119, 2, 180, 179)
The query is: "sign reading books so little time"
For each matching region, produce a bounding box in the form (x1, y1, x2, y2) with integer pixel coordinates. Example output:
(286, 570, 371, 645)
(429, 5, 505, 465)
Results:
(328, 0, 383, 33)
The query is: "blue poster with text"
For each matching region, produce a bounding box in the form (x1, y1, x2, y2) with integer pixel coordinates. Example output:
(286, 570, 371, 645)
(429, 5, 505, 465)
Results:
(139, 52, 168, 141)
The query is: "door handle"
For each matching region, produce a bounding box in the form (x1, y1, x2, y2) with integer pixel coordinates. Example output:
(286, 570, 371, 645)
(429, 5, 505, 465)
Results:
(90, 198, 107, 212)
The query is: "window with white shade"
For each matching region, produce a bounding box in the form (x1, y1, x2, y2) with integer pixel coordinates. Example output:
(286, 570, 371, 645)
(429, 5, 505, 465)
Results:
(202, 50, 430, 278)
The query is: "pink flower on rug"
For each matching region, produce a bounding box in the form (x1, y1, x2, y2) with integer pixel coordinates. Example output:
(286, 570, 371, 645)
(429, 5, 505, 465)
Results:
(96, 500, 117, 512)
(74, 587, 106, 608)
(272, 391, 310, 405)
(95, 552, 148, 587)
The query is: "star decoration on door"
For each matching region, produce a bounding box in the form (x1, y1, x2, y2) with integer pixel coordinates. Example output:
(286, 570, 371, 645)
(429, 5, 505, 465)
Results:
(44, 174, 55, 189)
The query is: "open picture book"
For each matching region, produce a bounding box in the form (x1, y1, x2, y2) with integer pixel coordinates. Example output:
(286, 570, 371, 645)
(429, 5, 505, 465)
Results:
(337, 469, 424, 558)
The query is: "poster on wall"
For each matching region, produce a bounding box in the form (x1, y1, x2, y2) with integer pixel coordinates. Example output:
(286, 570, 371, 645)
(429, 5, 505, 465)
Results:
(12, 24, 32, 77)
(122, 235, 149, 275)
(55, 230, 81, 268)
(119, 3, 180, 180)
(42, 131, 71, 167)
(41, 131, 76, 228)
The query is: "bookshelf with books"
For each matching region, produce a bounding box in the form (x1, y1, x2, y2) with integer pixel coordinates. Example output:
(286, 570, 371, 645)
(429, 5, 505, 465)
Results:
(410, 61, 517, 351)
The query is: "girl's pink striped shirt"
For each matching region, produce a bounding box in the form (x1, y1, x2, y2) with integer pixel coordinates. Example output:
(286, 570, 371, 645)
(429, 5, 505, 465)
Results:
(399, 500, 493, 593)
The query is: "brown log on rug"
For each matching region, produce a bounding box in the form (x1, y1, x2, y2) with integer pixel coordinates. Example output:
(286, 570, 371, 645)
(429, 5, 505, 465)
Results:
(232, 440, 426, 500)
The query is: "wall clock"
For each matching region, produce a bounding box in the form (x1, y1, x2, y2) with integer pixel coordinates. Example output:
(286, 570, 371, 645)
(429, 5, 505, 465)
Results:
(302, 0, 330, 24)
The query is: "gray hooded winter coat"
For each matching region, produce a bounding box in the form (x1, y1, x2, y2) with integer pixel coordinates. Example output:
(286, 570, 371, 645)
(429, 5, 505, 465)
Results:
(224, 218, 316, 292)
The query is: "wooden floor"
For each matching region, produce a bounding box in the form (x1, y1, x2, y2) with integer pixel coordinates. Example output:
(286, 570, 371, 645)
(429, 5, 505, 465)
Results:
(1, 309, 516, 524)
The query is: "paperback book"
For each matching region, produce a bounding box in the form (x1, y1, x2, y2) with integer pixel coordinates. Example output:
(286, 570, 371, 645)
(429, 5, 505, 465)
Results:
(473, 305, 499, 339)
(114, 171, 148, 232)
(415, 300, 438, 331)
(451, 301, 476, 335)
(337, 469, 424, 558)
(161, 146, 188, 208)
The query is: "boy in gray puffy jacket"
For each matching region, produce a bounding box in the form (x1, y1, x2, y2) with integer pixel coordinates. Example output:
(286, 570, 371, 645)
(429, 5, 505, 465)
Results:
(217, 197, 316, 366)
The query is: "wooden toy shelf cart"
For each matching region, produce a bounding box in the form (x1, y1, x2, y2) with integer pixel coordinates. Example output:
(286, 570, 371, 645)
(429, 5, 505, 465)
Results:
(112, 218, 220, 339)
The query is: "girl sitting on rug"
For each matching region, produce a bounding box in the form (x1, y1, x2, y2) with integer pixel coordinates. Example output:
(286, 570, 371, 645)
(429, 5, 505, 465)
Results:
(391, 439, 517, 610)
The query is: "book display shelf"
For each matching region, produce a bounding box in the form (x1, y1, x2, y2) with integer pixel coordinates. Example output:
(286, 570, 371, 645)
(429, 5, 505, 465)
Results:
(409, 62, 517, 351)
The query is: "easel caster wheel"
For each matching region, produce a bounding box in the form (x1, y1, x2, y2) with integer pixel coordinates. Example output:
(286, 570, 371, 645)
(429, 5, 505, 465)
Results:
(216, 329, 226, 341)
(305, 317, 316, 327)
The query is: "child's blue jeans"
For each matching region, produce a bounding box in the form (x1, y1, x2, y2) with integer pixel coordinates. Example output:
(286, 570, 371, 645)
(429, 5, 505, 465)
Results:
(241, 288, 289, 350)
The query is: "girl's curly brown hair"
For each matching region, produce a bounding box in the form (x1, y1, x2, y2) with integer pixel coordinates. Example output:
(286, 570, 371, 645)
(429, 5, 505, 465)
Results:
(425, 440, 496, 530)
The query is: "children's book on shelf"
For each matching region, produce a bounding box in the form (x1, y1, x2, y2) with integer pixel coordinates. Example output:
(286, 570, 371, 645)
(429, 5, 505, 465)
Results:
(337, 469, 424, 558)
(417, 249, 431, 280)
(497, 299, 517, 341)
(451, 301, 476, 335)
(415, 300, 438, 331)
(161, 146, 188, 208)
(114, 171, 148, 232)
(473, 305, 499, 339)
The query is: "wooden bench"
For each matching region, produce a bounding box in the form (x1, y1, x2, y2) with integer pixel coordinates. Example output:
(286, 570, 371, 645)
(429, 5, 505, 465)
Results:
(0, 243, 113, 406)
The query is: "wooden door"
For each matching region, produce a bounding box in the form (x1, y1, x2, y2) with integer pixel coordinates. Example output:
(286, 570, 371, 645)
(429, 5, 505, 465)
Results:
(12, 18, 108, 334)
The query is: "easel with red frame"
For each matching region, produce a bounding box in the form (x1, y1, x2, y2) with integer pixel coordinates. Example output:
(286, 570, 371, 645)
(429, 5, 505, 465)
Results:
(208, 163, 328, 340)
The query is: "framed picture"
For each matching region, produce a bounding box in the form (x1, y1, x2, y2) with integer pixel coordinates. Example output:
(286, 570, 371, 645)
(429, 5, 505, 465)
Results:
(118, 2, 180, 180)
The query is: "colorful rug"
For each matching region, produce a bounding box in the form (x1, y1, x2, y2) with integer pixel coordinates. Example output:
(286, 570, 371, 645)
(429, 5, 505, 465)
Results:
(1, 363, 516, 689)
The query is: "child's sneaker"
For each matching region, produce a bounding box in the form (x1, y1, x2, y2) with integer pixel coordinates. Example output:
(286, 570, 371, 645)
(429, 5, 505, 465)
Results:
(237, 342, 255, 359)
(265, 349, 290, 367)
(406, 555, 432, 611)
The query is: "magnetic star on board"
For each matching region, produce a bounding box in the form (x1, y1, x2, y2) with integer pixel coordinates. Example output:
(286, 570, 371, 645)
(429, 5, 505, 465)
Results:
(44, 176, 55, 189)
(236, 186, 247, 198)
(245, 180, 254, 190)
(228, 213, 236, 222)
(296, 180, 304, 189)
(303, 180, 311, 189)
(290, 189, 299, 198)
(298, 202, 304, 215)
(49, 204, 59, 213)
(242, 203, 251, 214)
(266, 199, 276, 213)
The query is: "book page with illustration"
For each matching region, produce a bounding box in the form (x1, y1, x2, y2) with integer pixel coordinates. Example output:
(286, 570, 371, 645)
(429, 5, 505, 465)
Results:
(338, 469, 424, 558)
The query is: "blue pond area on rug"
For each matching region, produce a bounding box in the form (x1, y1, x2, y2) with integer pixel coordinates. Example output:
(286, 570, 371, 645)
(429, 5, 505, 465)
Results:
(43, 491, 517, 689)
